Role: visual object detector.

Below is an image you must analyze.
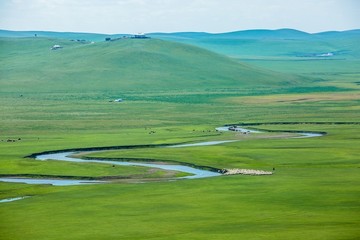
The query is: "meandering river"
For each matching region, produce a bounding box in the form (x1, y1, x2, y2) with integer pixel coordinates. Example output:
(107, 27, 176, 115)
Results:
(0, 126, 324, 187)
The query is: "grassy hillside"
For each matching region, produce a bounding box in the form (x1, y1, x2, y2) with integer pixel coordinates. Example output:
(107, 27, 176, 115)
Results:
(149, 29, 360, 58)
(150, 29, 360, 80)
(0, 37, 310, 94)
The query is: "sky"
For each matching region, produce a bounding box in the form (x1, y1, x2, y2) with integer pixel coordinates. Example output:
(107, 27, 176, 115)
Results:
(0, 0, 359, 34)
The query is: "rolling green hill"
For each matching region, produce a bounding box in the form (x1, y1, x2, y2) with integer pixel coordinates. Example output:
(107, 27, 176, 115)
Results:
(150, 28, 311, 40)
(3, 29, 359, 60)
(149, 29, 360, 77)
(0, 37, 308, 94)
(150, 29, 360, 58)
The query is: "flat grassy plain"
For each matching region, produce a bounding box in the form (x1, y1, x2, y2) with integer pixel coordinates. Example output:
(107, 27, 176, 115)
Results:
(0, 35, 359, 239)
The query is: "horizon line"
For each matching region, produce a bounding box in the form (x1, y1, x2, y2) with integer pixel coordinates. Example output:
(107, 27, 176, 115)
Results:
(1, 28, 359, 36)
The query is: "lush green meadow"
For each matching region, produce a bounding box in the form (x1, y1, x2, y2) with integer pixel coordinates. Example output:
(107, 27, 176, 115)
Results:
(0, 32, 359, 239)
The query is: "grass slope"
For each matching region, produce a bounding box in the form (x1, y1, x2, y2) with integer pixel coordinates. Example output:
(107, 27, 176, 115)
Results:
(150, 29, 360, 80)
(149, 29, 360, 57)
(0, 37, 308, 93)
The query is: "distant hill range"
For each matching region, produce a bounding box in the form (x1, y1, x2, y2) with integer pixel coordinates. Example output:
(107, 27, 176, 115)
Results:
(1, 28, 359, 40)
(150, 29, 360, 40)
(149, 29, 360, 59)
(1, 28, 358, 95)
(2, 28, 359, 59)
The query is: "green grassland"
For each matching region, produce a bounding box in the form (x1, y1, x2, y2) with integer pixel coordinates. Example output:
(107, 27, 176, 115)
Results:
(0, 33, 359, 239)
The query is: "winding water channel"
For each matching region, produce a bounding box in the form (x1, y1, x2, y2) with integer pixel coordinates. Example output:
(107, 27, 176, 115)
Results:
(0, 126, 324, 188)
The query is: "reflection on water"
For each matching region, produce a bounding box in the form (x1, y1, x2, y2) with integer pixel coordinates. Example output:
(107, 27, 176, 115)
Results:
(36, 150, 222, 180)
(0, 177, 104, 186)
(0, 196, 29, 203)
(168, 140, 237, 148)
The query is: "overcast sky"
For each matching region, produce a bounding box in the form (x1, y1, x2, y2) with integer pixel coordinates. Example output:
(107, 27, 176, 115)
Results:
(0, 0, 359, 34)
